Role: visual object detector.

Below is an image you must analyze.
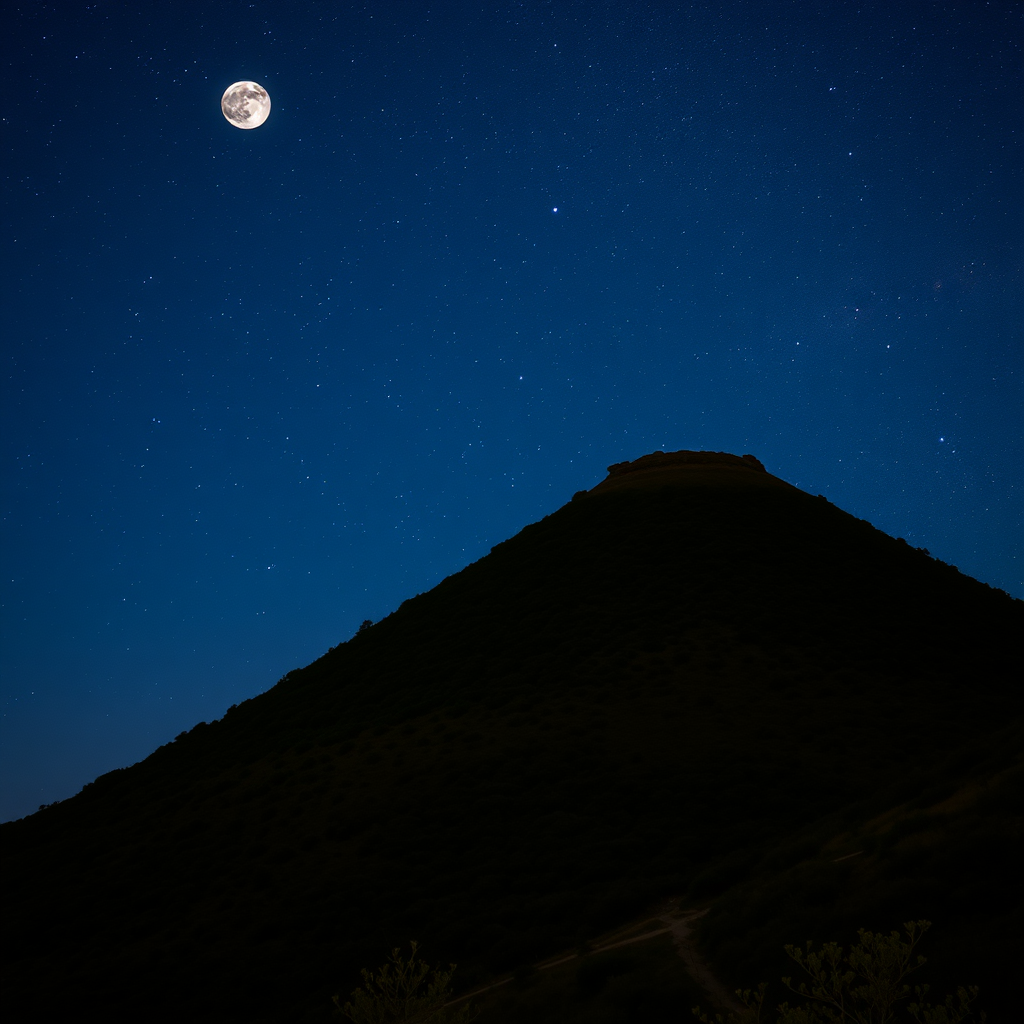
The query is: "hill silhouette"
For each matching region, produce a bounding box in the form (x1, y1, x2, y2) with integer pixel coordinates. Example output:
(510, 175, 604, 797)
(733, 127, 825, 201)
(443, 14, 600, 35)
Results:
(2, 450, 1021, 1023)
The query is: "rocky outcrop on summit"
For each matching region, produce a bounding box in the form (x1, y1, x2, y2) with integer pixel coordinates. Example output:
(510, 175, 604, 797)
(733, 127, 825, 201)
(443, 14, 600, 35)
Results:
(590, 449, 792, 494)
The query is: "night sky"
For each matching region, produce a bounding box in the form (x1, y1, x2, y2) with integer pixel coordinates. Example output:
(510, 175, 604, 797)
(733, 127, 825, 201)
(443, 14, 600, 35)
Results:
(3, 1, 1021, 822)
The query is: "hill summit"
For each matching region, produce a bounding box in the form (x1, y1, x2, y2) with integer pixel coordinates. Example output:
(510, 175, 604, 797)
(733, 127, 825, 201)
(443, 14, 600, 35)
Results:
(596, 449, 775, 490)
(2, 451, 1021, 1023)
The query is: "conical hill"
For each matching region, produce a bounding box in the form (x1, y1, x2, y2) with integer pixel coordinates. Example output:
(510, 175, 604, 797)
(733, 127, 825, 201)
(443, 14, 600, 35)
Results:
(2, 451, 1021, 1023)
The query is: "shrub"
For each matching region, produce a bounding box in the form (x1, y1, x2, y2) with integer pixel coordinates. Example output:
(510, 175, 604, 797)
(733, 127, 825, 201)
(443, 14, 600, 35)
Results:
(694, 921, 983, 1024)
(335, 940, 478, 1024)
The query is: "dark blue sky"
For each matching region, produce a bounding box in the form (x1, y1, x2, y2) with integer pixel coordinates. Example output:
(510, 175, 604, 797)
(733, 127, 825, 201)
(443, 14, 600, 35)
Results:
(3, 1, 1021, 822)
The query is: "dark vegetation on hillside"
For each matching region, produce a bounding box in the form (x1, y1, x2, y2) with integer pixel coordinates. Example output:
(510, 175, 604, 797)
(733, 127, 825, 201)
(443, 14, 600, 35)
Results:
(2, 453, 1021, 1023)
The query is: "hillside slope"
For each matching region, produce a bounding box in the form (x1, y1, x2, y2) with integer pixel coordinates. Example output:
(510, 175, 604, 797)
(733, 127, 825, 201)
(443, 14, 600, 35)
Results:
(2, 451, 1021, 1023)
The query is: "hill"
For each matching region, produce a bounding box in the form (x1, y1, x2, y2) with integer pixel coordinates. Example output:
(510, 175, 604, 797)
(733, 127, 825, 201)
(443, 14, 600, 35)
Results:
(2, 450, 1021, 1023)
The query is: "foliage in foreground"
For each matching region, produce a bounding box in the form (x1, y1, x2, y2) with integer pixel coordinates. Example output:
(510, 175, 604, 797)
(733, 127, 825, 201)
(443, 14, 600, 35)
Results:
(335, 941, 478, 1024)
(694, 921, 983, 1024)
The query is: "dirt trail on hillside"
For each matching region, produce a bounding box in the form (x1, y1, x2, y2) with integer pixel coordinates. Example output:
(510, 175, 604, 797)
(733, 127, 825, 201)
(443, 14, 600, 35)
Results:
(657, 906, 745, 1015)
(448, 904, 742, 1013)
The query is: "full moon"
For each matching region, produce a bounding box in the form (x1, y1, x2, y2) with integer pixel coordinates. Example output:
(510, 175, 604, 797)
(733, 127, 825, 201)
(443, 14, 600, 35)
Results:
(221, 81, 271, 129)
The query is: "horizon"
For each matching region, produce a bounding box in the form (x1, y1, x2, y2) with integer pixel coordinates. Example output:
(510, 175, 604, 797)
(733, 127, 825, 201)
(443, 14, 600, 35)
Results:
(3, 0, 1022, 823)
(3, 454, 1018, 824)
